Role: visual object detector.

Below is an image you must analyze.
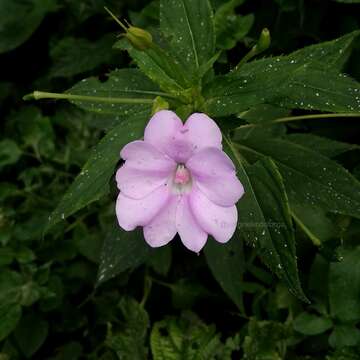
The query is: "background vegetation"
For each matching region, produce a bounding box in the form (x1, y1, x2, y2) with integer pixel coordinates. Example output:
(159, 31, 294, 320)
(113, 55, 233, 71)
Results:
(1, 0, 360, 359)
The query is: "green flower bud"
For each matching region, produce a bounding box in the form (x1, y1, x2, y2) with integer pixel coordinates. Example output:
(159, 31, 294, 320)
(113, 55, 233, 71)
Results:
(256, 28, 271, 52)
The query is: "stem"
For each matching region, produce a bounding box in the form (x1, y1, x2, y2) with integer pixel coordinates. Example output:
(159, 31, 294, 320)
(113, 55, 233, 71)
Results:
(24, 91, 155, 105)
(290, 209, 321, 247)
(236, 112, 360, 131)
(104, 6, 128, 31)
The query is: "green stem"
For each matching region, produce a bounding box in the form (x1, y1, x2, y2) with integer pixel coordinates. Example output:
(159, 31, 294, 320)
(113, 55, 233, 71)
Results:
(236, 112, 360, 130)
(23, 91, 155, 104)
(290, 209, 321, 247)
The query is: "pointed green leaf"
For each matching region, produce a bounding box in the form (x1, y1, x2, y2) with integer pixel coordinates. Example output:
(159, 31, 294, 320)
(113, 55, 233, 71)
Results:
(224, 138, 307, 301)
(67, 69, 159, 115)
(46, 113, 148, 231)
(235, 133, 360, 219)
(160, 0, 215, 81)
(97, 226, 151, 286)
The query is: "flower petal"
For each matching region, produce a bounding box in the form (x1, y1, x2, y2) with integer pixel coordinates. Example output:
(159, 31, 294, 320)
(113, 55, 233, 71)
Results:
(143, 195, 179, 247)
(176, 195, 208, 253)
(190, 186, 238, 243)
(116, 185, 170, 231)
(144, 110, 183, 155)
(187, 148, 244, 206)
(116, 165, 170, 199)
(120, 140, 176, 172)
(183, 113, 222, 151)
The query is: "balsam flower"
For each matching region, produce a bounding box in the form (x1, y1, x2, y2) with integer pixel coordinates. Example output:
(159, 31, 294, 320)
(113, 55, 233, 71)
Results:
(115, 110, 244, 252)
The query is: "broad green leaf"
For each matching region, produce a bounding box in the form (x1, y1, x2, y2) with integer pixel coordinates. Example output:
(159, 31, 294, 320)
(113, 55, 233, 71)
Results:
(224, 138, 307, 301)
(14, 314, 48, 358)
(204, 58, 360, 116)
(329, 247, 360, 322)
(204, 235, 245, 312)
(49, 35, 116, 78)
(286, 134, 359, 158)
(0, 303, 22, 342)
(333, 0, 360, 3)
(106, 298, 149, 360)
(67, 69, 158, 115)
(293, 312, 333, 335)
(160, 0, 215, 81)
(0, 140, 21, 169)
(238, 104, 291, 124)
(235, 133, 360, 219)
(97, 226, 151, 286)
(0, 0, 57, 53)
(329, 325, 360, 348)
(46, 113, 148, 231)
(115, 39, 191, 94)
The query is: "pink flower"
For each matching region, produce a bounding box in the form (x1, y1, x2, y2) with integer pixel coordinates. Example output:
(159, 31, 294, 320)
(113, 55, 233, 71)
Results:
(115, 110, 244, 253)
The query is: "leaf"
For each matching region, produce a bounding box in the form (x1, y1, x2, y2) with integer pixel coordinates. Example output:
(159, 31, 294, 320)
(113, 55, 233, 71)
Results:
(224, 138, 307, 302)
(329, 325, 360, 348)
(293, 312, 333, 336)
(332, 0, 360, 3)
(46, 113, 149, 231)
(67, 69, 158, 116)
(14, 314, 48, 358)
(160, 0, 215, 81)
(204, 57, 360, 116)
(329, 247, 360, 322)
(0, 140, 21, 169)
(147, 246, 172, 276)
(204, 235, 246, 312)
(150, 312, 222, 360)
(49, 35, 116, 78)
(0, 0, 58, 53)
(0, 303, 22, 342)
(97, 226, 151, 286)
(286, 134, 359, 158)
(106, 298, 149, 360)
(114, 39, 191, 94)
(235, 132, 360, 219)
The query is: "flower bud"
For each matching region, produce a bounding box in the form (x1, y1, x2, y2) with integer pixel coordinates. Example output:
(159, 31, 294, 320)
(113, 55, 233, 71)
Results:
(126, 26, 153, 50)
(256, 28, 271, 52)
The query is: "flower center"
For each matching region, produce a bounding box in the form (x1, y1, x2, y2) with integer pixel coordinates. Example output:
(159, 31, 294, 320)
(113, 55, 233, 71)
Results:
(171, 164, 192, 194)
(174, 164, 191, 185)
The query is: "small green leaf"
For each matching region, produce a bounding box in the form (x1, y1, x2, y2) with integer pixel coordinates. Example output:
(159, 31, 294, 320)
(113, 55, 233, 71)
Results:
(329, 247, 360, 322)
(329, 325, 360, 348)
(97, 226, 151, 286)
(46, 113, 148, 231)
(147, 246, 172, 276)
(0, 140, 21, 169)
(293, 312, 333, 335)
(14, 314, 48, 358)
(0, 303, 22, 342)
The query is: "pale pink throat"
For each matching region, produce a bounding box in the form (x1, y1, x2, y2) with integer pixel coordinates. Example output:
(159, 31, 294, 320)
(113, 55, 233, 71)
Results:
(171, 164, 192, 194)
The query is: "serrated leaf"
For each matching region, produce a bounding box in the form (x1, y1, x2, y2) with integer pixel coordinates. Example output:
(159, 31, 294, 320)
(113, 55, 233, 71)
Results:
(160, 0, 215, 81)
(204, 58, 360, 116)
(224, 138, 307, 302)
(115, 39, 191, 94)
(46, 113, 148, 231)
(97, 226, 151, 286)
(0, 0, 57, 53)
(67, 69, 158, 115)
(286, 134, 359, 158)
(204, 235, 245, 312)
(106, 298, 149, 360)
(235, 132, 360, 219)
